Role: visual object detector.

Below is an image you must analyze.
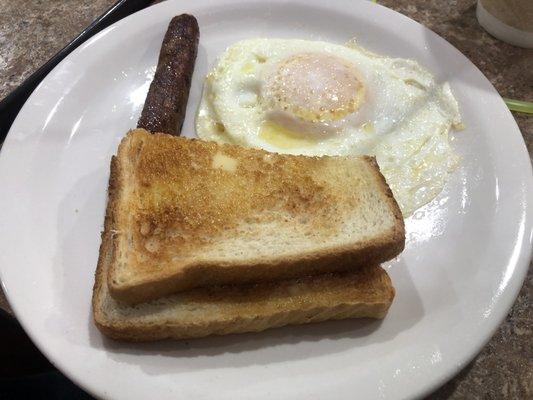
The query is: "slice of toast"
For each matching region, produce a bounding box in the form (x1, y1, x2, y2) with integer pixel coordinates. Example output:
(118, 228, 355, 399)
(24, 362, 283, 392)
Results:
(93, 226, 395, 341)
(107, 129, 404, 304)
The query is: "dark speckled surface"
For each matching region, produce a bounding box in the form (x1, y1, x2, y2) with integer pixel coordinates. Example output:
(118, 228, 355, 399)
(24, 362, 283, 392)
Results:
(0, 0, 531, 398)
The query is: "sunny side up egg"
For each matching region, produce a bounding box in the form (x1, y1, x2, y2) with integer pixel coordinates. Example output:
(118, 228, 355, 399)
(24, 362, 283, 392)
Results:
(196, 38, 463, 216)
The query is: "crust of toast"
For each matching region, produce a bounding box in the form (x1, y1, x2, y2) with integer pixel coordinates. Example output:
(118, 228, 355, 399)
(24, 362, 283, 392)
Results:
(92, 169, 395, 341)
(106, 129, 405, 304)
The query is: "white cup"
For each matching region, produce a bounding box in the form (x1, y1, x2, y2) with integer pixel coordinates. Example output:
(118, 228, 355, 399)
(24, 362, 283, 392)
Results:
(476, 0, 533, 48)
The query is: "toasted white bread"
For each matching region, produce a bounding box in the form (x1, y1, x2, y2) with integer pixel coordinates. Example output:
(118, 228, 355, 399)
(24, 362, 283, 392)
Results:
(106, 129, 404, 304)
(93, 227, 395, 341)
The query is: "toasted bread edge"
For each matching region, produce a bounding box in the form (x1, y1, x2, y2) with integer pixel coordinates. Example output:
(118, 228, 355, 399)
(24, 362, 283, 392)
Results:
(92, 154, 395, 341)
(104, 131, 404, 305)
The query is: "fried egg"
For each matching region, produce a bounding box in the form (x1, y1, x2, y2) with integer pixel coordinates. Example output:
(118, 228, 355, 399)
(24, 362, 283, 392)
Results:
(196, 38, 462, 216)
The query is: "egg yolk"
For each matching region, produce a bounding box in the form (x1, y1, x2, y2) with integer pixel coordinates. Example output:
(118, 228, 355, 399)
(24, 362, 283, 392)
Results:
(263, 53, 365, 122)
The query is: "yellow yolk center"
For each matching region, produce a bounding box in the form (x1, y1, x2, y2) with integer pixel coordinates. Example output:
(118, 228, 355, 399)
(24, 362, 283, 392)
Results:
(263, 53, 365, 122)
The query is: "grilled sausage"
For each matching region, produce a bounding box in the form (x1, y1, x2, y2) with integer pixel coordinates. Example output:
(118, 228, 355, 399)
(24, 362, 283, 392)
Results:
(137, 14, 199, 135)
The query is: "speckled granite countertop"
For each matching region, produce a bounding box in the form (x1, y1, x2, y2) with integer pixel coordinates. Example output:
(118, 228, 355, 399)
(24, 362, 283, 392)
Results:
(0, 0, 531, 398)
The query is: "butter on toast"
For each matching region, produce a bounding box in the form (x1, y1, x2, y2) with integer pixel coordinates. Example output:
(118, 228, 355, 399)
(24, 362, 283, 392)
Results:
(106, 129, 404, 304)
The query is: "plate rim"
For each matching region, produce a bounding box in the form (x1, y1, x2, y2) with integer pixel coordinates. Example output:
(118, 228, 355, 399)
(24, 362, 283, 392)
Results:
(0, 0, 531, 399)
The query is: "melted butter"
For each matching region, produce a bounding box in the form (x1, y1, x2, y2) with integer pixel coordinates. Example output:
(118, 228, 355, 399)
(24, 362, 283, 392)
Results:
(212, 152, 238, 172)
(241, 62, 254, 73)
(361, 121, 374, 134)
(259, 121, 317, 149)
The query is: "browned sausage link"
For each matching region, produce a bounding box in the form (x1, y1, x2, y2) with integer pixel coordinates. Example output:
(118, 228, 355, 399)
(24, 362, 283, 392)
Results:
(137, 14, 199, 135)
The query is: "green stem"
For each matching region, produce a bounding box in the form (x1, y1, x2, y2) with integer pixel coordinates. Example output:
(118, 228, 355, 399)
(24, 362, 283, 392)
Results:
(504, 98, 533, 114)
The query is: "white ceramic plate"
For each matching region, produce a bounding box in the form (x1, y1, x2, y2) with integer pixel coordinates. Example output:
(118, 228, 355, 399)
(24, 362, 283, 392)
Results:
(0, 1, 531, 399)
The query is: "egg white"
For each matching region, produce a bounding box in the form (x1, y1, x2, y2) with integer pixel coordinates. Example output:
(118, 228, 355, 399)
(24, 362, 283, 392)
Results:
(196, 38, 462, 216)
